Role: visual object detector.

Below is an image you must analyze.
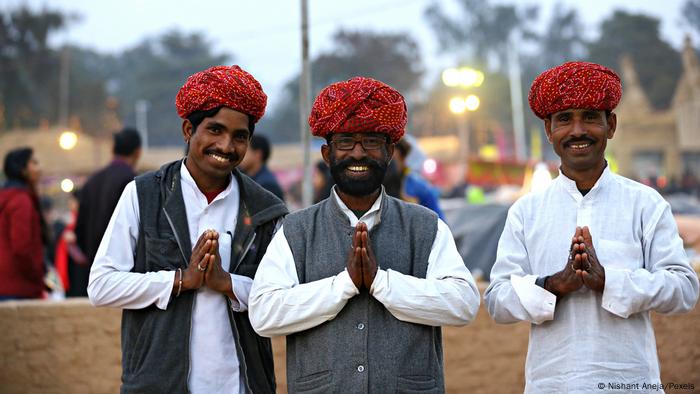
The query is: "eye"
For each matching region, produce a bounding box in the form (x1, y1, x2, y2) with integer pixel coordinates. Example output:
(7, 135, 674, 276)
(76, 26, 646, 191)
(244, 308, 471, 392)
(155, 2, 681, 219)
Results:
(208, 125, 222, 134)
(233, 131, 249, 142)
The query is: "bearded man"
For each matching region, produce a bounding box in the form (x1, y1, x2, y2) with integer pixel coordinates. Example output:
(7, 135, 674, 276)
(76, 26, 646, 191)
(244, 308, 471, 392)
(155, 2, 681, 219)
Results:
(484, 61, 699, 393)
(249, 76, 480, 394)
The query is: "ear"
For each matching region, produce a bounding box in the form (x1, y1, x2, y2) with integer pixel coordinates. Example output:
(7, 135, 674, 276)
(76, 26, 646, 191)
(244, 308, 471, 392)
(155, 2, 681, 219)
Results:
(543, 118, 553, 144)
(606, 112, 617, 139)
(182, 119, 194, 144)
(321, 144, 331, 167)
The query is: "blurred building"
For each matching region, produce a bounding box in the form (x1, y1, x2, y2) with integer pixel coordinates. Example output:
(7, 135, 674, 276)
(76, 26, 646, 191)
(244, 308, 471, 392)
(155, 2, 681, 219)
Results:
(610, 36, 700, 183)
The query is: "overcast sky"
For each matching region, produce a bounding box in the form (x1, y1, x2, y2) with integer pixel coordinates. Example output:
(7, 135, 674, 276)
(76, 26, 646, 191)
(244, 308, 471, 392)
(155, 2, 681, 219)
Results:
(13, 0, 692, 106)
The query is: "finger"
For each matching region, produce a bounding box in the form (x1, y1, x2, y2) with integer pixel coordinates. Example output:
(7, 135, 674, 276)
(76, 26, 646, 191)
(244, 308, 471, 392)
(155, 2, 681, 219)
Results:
(582, 226, 592, 244)
(209, 238, 218, 255)
(353, 228, 361, 249)
(573, 253, 583, 270)
(192, 239, 212, 264)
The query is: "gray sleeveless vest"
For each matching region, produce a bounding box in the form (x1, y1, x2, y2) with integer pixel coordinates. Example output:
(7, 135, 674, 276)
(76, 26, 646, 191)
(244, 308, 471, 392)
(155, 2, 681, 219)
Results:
(283, 192, 444, 393)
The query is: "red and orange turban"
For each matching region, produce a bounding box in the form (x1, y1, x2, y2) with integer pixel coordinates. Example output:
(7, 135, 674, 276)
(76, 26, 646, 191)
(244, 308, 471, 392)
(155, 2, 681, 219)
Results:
(176, 65, 267, 122)
(309, 77, 407, 142)
(528, 61, 622, 119)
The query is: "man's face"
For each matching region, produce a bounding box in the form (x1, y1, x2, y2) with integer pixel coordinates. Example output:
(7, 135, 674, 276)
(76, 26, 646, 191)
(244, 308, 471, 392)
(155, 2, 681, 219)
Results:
(322, 132, 394, 197)
(182, 107, 250, 182)
(544, 109, 616, 174)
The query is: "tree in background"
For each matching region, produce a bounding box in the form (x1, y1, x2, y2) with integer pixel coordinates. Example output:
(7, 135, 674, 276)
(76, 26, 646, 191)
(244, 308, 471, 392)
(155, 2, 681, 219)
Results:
(424, 0, 538, 71)
(110, 30, 229, 145)
(683, 0, 700, 38)
(0, 6, 75, 130)
(261, 29, 423, 143)
(587, 11, 681, 110)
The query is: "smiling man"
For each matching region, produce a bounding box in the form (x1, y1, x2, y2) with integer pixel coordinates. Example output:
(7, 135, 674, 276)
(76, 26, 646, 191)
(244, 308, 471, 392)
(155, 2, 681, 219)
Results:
(87, 65, 287, 394)
(484, 61, 699, 393)
(249, 76, 480, 393)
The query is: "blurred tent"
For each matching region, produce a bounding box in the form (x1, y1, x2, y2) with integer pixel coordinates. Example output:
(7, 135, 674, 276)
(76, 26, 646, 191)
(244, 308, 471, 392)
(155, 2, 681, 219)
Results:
(443, 200, 510, 280)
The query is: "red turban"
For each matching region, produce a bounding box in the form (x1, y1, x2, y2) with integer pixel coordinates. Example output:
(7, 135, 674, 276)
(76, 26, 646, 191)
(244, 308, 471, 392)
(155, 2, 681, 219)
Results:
(309, 77, 407, 142)
(528, 61, 622, 119)
(176, 65, 267, 122)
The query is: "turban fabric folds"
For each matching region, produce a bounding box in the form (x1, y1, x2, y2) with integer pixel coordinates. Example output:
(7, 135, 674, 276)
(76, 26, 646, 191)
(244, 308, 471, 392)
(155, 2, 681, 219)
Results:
(528, 61, 622, 119)
(176, 65, 267, 123)
(309, 77, 407, 142)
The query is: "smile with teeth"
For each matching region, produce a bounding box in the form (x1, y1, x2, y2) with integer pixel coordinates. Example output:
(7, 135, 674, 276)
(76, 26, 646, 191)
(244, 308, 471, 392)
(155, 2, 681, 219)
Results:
(208, 153, 230, 163)
(568, 142, 591, 150)
(347, 165, 369, 172)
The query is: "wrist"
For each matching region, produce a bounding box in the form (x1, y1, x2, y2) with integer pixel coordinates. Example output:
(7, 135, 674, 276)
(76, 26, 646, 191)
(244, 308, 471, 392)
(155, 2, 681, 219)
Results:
(544, 275, 560, 298)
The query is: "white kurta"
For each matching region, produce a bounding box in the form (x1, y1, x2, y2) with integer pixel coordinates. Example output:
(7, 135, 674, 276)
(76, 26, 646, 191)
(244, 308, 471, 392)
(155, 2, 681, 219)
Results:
(88, 162, 252, 394)
(248, 188, 480, 337)
(484, 166, 699, 393)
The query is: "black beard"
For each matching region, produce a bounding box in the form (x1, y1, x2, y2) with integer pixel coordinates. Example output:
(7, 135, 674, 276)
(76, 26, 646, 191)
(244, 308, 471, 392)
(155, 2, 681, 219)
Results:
(329, 156, 387, 197)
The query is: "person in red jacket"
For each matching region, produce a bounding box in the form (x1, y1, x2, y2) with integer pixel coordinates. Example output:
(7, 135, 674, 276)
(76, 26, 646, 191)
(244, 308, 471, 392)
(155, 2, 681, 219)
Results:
(0, 147, 47, 300)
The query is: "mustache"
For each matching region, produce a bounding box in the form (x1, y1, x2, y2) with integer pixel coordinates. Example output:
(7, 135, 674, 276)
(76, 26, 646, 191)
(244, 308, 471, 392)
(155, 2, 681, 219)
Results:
(204, 149, 238, 162)
(564, 136, 596, 146)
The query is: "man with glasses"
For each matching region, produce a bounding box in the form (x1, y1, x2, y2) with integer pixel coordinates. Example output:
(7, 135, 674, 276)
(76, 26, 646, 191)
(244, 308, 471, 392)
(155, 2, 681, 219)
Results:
(249, 76, 480, 393)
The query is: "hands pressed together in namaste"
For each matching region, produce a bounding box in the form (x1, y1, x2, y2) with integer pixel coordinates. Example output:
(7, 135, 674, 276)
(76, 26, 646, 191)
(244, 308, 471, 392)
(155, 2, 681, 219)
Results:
(346, 222, 379, 291)
(545, 226, 606, 298)
(173, 229, 235, 299)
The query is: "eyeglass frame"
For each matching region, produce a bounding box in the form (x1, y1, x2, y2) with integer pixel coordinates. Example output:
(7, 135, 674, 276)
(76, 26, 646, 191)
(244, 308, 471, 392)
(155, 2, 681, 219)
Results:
(328, 134, 390, 151)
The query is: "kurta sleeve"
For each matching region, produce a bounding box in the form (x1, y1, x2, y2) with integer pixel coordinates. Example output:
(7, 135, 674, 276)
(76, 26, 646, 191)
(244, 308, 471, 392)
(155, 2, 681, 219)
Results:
(484, 202, 557, 324)
(602, 203, 699, 318)
(87, 182, 176, 310)
(369, 219, 479, 326)
(248, 225, 360, 337)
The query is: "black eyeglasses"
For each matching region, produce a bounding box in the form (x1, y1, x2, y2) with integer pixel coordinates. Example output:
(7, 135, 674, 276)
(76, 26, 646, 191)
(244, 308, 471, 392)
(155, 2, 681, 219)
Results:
(330, 136, 386, 151)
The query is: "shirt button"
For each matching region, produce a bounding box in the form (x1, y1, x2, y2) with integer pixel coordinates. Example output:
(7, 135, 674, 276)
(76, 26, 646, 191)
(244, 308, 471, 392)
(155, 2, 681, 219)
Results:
(357, 365, 365, 372)
(357, 323, 365, 330)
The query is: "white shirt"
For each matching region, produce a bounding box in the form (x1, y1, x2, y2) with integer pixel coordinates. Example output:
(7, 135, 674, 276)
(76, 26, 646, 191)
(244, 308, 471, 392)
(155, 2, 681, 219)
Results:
(248, 188, 480, 337)
(88, 162, 252, 394)
(484, 166, 699, 393)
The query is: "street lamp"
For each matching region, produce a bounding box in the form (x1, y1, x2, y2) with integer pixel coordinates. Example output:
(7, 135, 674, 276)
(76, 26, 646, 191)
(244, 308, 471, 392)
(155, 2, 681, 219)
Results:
(59, 130, 78, 150)
(448, 94, 480, 181)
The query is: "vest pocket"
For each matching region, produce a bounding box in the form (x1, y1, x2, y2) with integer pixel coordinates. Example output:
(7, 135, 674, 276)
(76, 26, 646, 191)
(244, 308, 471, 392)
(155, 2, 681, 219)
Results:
(396, 375, 439, 393)
(144, 236, 183, 271)
(294, 370, 332, 393)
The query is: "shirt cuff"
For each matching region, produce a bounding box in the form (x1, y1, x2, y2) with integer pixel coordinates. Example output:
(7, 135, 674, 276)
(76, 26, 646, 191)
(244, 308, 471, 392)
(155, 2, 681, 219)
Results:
(511, 274, 556, 324)
(161, 270, 178, 310)
(338, 268, 361, 298)
(601, 267, 630, 318)
(368, 269, 387, 296)
(229, 273, 253, 312)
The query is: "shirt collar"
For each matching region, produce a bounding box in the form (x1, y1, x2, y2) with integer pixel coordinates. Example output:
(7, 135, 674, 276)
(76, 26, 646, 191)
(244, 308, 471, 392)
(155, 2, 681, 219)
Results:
(556, 162, 612, 202)
(331, 185, 384, 229)
(180, 158, 236, 204)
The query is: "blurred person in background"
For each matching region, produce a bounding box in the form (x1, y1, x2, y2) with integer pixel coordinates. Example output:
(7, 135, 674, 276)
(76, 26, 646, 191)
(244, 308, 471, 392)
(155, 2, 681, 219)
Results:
(0, 147, 47, 300)
(55, 190, 86, 294)
(312, 159, 334, 203)
(88, 65, 287, 394)
(72, 127, 142, 297)
(485, 61, 699, 393)
(238, 134, 284, 200)
(388, 137, 445, 220)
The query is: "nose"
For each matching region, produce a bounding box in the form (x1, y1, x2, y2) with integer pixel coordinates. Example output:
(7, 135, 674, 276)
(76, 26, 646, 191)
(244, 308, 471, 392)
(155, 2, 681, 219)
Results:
(570, 117, 586, 137)
(348, 140, 368, 160)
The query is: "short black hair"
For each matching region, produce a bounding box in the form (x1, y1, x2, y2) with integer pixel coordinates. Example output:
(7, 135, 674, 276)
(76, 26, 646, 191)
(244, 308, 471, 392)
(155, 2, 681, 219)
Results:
(113, 128, 142, 156)
(187, 106, 256, 135)
(395, 138, 411, 158)
(249, 134, 271, 163)
(3, 147, 33, 182)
